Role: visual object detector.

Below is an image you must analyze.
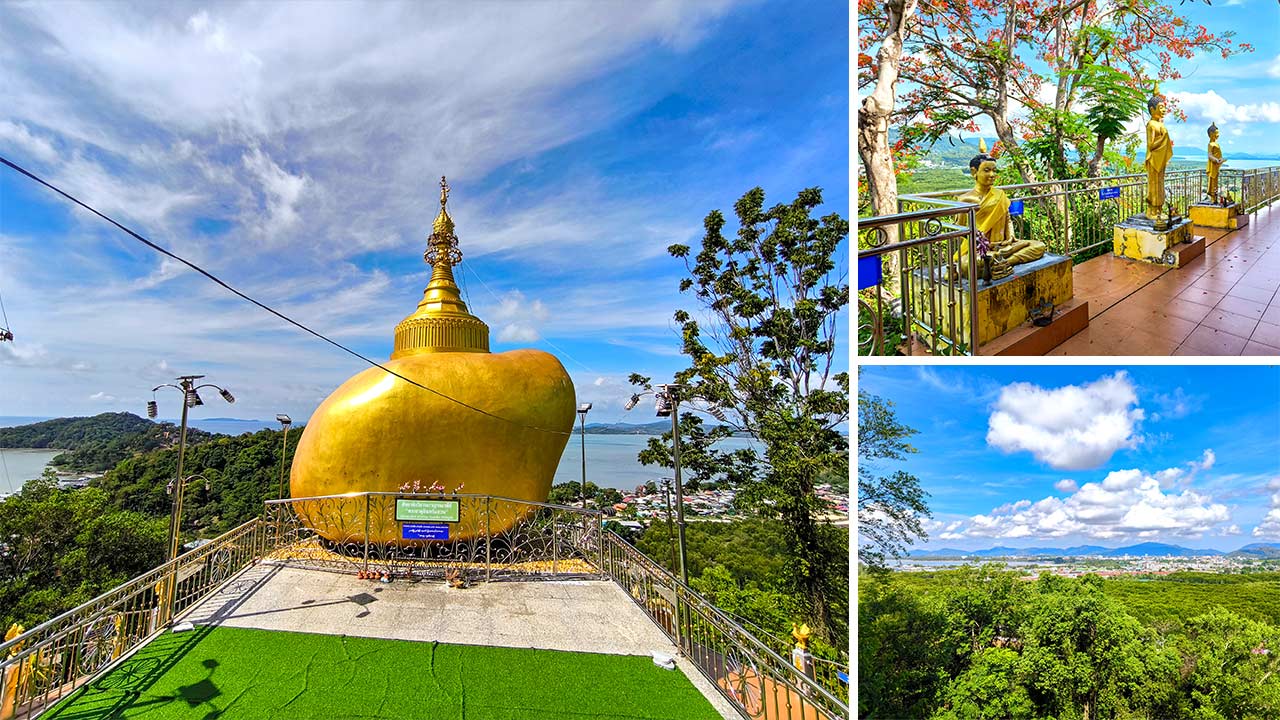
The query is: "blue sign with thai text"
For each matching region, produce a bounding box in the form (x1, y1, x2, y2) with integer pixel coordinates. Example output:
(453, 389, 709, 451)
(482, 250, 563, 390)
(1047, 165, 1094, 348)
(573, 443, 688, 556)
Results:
(857, 255, 882, 290)
(1008, 200, 1024, 216)
(402, 523, 450, 540)
(1099, 186, 1121, 200)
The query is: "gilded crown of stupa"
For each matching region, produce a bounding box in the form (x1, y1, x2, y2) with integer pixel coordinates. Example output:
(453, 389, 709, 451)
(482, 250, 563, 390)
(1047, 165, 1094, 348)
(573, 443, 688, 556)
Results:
(392, 176, 490, 357)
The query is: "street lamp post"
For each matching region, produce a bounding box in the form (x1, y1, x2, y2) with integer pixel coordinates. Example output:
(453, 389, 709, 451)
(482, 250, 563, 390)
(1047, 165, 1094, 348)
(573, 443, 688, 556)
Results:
(625, 383, 724, 587)
(276, 414, 292, 500)
(148, 374, 234, 624)
(577, 403, 591, 508)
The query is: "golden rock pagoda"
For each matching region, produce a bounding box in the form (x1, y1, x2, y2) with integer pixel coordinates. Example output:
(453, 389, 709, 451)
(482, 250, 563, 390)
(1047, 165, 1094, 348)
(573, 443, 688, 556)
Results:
(289, 177, 576, 542)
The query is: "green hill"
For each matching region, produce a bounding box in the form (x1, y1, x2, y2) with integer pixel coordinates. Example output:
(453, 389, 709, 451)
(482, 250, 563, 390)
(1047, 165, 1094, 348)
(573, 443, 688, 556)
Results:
(0, 412, 217, 472)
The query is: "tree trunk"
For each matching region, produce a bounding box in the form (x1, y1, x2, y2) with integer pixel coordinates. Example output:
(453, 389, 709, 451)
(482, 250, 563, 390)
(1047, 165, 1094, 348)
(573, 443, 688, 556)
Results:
(857, 0, 918, 298)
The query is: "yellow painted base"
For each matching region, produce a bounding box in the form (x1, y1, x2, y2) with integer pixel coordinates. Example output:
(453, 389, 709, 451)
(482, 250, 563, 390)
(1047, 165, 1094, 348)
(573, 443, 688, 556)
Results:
(911, 254, 1074, 348)
(1189, 202, 1244, 230)
(1113, 218, 1192, 265)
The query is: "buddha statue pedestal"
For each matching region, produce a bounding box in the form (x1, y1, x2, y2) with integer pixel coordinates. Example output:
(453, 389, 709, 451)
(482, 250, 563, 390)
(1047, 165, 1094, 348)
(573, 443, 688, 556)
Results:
(1113, 215, 1202, 267)
(911, 254, 1079, 351)
(1189, 201, 1248, 230)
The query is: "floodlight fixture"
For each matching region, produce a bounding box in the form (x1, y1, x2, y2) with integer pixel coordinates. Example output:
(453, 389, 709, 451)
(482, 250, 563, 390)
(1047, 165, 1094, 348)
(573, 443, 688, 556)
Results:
(276, 414, 292, 427)
(624, 395, 640, 411)
(219, 388, 235, 404)
(577, 403, 592, 414)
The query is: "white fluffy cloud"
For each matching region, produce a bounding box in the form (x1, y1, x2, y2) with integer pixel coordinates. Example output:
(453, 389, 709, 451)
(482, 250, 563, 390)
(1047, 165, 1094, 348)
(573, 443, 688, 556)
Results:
(961, 458, 1230, 541)
(987, 372, 1144, 470)
(1171, 90, 1280, 125)
(1054, 479, 1079, 493)
(489, 290, 549, 344)
(1254, 480, 1280, 538)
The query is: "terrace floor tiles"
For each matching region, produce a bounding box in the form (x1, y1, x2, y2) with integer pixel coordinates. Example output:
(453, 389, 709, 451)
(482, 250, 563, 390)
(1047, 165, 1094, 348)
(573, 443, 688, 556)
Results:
(1176, 287, 1227, 308)
(1199, 307, 1260, 339)
(1162, 297, 1216, 324)
(1215, 295, 1270, 321)
(1139, 312, 1200, 346)
(1115, 326, 1182, 355)
(1243, 340, 1280, 356)
(1177, 325, 1251, 356)
(1225, 283, 1278, 306)
(1250, 321, 1280, 349)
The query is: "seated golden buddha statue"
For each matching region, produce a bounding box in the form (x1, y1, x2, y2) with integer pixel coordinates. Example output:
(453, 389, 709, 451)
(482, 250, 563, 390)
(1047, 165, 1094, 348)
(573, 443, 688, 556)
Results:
(952, 144, 1045, 282)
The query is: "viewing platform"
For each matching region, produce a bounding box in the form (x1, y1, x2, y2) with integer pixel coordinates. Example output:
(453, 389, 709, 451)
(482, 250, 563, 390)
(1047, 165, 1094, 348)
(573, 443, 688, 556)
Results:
(0, 494, 848, 720)
(858, 165, 1280, 356)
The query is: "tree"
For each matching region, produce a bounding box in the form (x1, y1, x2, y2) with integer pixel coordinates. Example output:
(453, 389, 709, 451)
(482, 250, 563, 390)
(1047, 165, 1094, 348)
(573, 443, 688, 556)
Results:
(857, 387, 929, 568)
(863, 0, 1251, 184)
(631, 402, 755, 492)
(858, 0, 920, 224)
(657, 186, 848, 642)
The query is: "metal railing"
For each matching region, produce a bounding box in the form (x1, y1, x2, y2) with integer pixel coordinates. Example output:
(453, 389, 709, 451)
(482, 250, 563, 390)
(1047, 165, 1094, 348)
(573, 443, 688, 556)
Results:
(859, 165, 1280, 355)
(599, 530, 849, 720)
(0, 518, 267, 719)
(1226, 166, 1280, 214)
(2, 497, 847, 720)
(263, 492, 602, 582)
(858, 202, 979, 356)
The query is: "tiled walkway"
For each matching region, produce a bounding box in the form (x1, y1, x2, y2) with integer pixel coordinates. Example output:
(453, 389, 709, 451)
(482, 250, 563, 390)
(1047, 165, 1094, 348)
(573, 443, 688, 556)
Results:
(1051, 207, 1280, 355)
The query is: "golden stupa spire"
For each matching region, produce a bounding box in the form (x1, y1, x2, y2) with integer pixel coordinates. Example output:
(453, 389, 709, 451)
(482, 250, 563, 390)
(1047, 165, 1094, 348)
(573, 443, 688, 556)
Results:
(978, 137, 988, 154)
(391, 176, 490, 357)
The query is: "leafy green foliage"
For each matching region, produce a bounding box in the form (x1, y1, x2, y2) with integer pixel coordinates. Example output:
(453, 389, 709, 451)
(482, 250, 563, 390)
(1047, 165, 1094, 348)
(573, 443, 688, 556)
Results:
(629, 409, 755, 493)
(861, 569, 1280, 719)
(0, 474, 167, 630)
(653, 186, 849, 642)
(858, 388, 929, 568)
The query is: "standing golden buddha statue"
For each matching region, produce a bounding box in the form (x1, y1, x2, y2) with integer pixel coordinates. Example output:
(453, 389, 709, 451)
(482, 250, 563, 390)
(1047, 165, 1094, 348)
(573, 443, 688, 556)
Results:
(1206, 122, 1224, 201)
(1144, 94, 1173, 221)
(952, 140, 1045, 281)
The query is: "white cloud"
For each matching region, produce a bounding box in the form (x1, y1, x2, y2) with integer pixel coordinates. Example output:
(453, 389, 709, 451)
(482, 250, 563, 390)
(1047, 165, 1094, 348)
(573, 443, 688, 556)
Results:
(0, 120, 58, 163)
(1269, 54, 1280, 79)
(1054, 479, 1078, 493)
(89, 391, 116, 402)
(489, 290, 549, 344)
(960, 458, 1231, 541)
(1254, 480, 1280, 538)
(1171, 90, 1280, 125)
(986, 371, 1144, 470)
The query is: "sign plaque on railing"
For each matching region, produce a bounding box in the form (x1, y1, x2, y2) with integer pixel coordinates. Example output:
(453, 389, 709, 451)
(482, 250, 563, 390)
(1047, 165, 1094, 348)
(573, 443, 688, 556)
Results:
(1099, 186, 1121, 200)
(395, 498, 460, 523)
(402, 522, 451, 540)
(857, 255, 881, 290)
(1008, 199, 1024, 216)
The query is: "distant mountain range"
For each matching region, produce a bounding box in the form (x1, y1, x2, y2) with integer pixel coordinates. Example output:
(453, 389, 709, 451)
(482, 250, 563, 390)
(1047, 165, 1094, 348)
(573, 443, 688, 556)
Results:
(910, 542, 1280, 559)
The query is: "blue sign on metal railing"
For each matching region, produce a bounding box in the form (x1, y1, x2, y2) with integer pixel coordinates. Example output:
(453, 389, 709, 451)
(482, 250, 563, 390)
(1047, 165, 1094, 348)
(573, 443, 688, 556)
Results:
(402, 522, 450, 540)
(857, 255, 882, 290)
(1099, 186, 1121, 200)
(1009, 200, 1024, 216)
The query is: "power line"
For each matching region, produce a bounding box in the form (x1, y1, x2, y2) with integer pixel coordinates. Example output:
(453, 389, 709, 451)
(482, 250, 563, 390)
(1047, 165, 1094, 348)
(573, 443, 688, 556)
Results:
(461, 262, 599, 377)
(0, 155, 572, 437)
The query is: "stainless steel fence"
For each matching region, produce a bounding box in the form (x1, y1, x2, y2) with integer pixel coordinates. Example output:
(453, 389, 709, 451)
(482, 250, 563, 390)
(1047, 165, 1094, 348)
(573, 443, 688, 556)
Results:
(2, 498, 847, 720)
(263, 492, 602, 582)
(859, 166, 1280, 355)
(0, 518, 267, 719)
(857, 202, 979, 356)
(1226, 167, 1280, 214)
(599, 530, 849, 720)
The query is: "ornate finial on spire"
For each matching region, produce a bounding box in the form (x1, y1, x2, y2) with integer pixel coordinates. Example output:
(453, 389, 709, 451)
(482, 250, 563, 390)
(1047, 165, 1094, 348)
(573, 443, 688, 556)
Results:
(393, 176, 489, 356)
(428, 176, 461, 267)
(978, 137, 988, 154)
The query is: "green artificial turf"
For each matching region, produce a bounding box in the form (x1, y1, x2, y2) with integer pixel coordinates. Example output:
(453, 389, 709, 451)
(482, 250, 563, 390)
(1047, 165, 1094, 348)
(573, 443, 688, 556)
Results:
(44, 626, 723, 719)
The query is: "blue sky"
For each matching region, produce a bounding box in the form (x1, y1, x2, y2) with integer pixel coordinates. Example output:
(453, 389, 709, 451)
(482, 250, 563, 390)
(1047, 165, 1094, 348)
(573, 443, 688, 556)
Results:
(0, 1, 849, 424)
(861, 366, 1280, 551)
